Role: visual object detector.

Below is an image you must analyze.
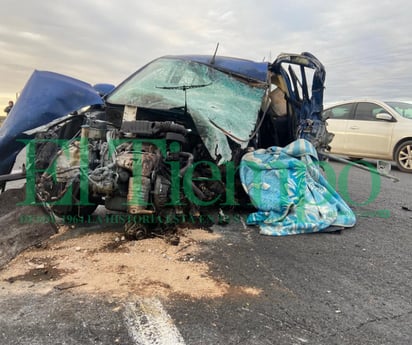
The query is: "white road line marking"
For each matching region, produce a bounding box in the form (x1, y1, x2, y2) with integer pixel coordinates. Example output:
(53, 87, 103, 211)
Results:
(124, 298, 186, 345)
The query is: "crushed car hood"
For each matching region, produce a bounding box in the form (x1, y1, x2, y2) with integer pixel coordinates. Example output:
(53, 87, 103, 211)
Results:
(0, 70, 103, 176)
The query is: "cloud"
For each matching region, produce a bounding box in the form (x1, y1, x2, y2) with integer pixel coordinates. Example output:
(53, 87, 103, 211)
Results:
(1, 0, 412, 107)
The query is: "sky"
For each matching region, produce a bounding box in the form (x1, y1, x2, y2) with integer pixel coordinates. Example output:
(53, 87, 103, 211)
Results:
(1, 0, 411, 112)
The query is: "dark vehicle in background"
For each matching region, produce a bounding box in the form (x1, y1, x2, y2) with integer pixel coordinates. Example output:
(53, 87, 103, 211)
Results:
(0, 52, 330, 238)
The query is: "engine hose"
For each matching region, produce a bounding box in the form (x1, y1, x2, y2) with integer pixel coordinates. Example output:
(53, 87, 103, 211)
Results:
(191, 182, 207, 200)
(156, 121, 188, 135)
(178, 152, 194, 177)
(177, 152, 208, 201)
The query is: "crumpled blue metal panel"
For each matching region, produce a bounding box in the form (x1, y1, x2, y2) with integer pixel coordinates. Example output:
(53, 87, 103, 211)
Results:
(0, 70, 103, 176)
(270, 52, 329, 150)
(159, 55, 269, 83)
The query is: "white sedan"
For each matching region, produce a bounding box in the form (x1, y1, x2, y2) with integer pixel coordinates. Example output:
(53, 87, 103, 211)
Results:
(323, 99, 412, 173)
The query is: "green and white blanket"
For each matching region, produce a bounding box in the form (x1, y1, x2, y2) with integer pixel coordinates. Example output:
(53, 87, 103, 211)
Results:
(240, 139, 356, 236)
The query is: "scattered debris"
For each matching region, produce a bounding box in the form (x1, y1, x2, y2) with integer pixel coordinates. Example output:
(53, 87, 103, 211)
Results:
(54, 282, 87, 291)
(0, 226, 262, 299)
(0, 187, 57, 268)
(4, 258, 68, 284)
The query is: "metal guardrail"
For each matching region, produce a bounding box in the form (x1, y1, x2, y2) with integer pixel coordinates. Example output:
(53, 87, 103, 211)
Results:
(322, 152, 400, 182)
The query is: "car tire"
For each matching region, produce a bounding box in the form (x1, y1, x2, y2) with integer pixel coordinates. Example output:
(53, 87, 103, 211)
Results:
(395, 140, 412, 173)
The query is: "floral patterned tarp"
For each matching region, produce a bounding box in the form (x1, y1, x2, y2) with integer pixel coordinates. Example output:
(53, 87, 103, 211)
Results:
(240, 139, 356, 236)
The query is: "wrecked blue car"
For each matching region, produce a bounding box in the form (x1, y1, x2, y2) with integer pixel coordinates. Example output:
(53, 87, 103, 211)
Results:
(0, 52, 335, 239)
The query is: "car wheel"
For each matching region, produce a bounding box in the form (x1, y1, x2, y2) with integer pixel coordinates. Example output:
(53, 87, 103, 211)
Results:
(395, 140, 412, 173)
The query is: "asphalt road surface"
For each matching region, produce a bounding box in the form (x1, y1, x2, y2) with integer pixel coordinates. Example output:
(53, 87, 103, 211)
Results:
(0, 159, 411, 345)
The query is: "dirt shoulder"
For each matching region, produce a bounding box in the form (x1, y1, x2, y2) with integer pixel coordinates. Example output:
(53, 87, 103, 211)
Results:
(0, 223, 261, 300)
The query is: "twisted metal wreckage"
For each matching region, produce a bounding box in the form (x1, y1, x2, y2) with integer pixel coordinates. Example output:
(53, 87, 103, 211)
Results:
(0, 52, 396, 240)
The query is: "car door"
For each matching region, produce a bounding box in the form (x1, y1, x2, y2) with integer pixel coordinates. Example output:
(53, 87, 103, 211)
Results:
(344, 102, 394, 158)
(324, 102, 355, 154)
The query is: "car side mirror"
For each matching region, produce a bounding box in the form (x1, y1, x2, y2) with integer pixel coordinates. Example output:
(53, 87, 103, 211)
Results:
(375, 113, 394, 121)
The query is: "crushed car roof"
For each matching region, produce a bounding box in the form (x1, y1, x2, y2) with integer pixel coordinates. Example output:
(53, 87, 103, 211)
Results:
(154, 55, 269, 83)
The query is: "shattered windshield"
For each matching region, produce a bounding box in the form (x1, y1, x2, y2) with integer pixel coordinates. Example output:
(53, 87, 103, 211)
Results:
(107, 58, 267, 163)
(385, 101, 412, 119)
